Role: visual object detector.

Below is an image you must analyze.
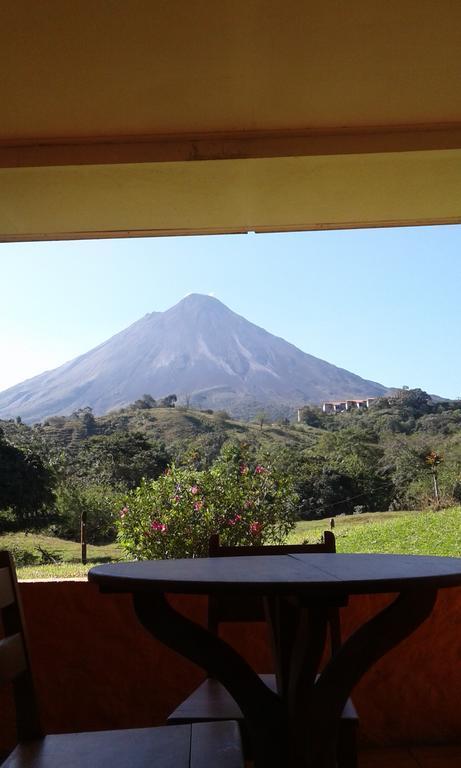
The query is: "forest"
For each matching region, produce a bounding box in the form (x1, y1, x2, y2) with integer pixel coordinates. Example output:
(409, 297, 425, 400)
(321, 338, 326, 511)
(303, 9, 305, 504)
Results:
(1, 388, 460, 556)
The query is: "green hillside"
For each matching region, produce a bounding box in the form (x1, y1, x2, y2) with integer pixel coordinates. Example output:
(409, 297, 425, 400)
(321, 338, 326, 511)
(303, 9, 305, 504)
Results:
(1, 405, 319, 456)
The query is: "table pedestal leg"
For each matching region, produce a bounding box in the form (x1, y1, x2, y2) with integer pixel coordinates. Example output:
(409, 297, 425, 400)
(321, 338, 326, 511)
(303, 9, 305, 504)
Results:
(133, 592, 285, 768)
(285, 588, 438, 768)
(134, 587, 437, 768)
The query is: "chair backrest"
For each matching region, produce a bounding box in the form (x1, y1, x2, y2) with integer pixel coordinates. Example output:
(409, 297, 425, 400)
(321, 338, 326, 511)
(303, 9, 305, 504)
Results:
(0, 551, 42, 741)
(207, 532, 342, 650)
(208, 530, 336, 558)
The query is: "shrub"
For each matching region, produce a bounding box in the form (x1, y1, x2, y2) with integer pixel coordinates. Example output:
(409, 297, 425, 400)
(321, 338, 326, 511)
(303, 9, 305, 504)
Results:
(117, 445, 298, 560)
(9, 546, 40, 567)
(52, 482, 123, 544)
(0, 436, 55, 519)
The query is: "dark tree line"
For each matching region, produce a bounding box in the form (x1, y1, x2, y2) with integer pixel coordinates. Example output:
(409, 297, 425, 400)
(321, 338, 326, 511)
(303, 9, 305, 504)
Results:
(0, 428, 55, 527)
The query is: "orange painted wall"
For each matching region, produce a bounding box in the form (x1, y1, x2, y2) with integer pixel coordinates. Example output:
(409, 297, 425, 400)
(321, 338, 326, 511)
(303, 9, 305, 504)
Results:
(3, 582, 461, 751)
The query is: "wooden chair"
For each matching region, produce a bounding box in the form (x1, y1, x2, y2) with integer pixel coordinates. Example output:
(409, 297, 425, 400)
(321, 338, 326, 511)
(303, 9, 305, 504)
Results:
(0, 550, 244, 768)
(167, 532, 359, 768)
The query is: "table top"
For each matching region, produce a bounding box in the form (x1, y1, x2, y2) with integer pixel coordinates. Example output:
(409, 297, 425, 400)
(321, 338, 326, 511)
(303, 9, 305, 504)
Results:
(89, 552, 461, 596)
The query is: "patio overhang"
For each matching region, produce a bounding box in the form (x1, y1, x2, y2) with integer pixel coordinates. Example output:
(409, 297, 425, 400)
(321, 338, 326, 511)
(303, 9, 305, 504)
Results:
(2, 1, 461, 241)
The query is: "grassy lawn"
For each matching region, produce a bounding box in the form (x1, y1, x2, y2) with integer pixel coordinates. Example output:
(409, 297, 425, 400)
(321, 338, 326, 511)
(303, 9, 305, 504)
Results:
(2, 506, 461, 579)
(289, 507, 461, 557)
(0, 532, 121, 580)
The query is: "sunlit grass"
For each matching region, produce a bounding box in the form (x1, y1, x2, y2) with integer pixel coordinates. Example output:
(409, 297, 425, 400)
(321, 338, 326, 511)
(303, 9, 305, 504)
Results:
(3, 506, 461, 579)
(0, 532, 121, 579)
(289, 507, 461, 557)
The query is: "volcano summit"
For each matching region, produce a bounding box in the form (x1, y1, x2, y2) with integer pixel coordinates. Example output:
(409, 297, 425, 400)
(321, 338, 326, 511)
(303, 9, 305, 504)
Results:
(0, 294, 388, 422)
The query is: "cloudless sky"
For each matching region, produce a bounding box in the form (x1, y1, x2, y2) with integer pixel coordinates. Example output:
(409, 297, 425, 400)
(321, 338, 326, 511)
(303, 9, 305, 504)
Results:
(0, 225, 460, 399)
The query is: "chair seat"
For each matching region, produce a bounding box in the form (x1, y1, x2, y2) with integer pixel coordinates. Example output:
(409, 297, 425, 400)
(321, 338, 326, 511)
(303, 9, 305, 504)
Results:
(168, 673, 359, 724)
(2, 721, 243, 768)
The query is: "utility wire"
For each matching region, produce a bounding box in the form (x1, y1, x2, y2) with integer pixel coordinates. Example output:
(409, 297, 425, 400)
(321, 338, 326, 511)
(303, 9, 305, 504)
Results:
(303, 480, 394, 516)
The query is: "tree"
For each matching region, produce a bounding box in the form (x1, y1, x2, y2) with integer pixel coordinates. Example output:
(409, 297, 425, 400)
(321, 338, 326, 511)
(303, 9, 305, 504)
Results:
(254, 410, 268, 430)
(71, 406, 94, 420)
(81, 411, 97, 436)
(0, 431, 55, 521)
(133, 394, 157, 410)
(69, 432, 171, 489)
(425, 451, 443, 507)
(297, 466, 360, 519)
(298, 406, 323, 428)
(302, 426, 394, 514)
(53, 481, 122, 544)
(393, 388, 432, 417)
(160, 393, 177, 408)
(69, 407, 97, 436)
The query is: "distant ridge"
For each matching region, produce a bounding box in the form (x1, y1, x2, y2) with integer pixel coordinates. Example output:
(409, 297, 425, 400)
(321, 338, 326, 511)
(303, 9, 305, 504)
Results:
(0, 294, 389, 423)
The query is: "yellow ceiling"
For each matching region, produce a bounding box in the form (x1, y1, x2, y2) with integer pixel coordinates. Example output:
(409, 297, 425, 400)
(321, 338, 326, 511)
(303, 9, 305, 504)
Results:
(1, 1, 461, 240)
(3, 0, 461, 139)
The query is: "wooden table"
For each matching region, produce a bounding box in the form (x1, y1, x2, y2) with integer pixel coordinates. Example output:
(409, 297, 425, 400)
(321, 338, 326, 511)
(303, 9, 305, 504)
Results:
(89, 553, 461, 768)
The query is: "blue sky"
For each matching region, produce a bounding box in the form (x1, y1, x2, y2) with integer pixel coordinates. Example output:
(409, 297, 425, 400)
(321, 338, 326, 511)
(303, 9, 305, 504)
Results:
(1, 225, 460, 398)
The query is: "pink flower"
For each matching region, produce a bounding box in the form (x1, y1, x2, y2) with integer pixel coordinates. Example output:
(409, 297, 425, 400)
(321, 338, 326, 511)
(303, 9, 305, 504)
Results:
(190, 485, 199, 495)
(151, 521, 168, 533)
(194, 500, 203, 511)
(254, 465, 265, 474)
(119, 506, 128, 519)
(239, 464, 249, 475)
(250, 521, 262, 535)
(228, 514, 242, 526)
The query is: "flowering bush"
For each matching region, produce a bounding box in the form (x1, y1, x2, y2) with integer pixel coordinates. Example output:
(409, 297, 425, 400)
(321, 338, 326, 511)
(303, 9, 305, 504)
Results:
(117, 445, 298, 559)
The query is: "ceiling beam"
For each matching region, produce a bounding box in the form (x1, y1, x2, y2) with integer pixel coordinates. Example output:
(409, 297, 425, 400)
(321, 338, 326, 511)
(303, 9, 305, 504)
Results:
(2, 149, 461, 242)
(2, 124, 461, 169)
